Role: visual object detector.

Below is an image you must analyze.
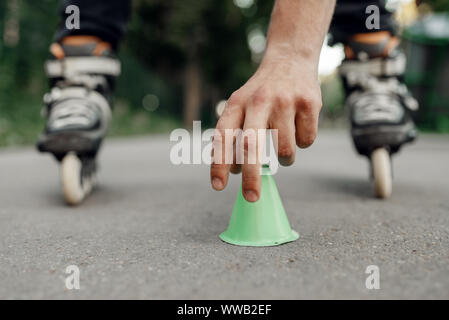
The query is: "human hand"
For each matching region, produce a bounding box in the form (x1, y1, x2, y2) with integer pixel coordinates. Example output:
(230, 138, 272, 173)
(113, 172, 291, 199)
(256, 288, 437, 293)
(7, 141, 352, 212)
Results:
(210, 55, 322, 202)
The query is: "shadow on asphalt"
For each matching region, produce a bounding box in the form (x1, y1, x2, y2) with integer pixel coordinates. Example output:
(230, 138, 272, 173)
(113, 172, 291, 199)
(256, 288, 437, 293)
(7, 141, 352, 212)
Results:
(309, 174, 374, 199)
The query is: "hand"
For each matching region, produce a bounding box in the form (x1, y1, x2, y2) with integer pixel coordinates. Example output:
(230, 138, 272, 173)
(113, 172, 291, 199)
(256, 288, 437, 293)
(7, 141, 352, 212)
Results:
(210, 55, 322, 202)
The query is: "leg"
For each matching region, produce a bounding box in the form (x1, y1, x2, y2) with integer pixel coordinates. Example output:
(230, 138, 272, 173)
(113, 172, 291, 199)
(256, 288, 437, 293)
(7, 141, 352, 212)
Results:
(330, 1, 418, 198)
(330, 0, 397, 44)
(37, 0, 130, 205)
(38, 0, 131, 158)
(331, 0, 399, 58)
(38, 1, 131, 205)
(55, 0, 131, 50)
(331, 0, 418, 155)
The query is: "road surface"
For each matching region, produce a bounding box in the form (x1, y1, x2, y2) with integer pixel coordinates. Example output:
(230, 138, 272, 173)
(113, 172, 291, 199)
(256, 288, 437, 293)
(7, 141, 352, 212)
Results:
(0, 130, 448, 299)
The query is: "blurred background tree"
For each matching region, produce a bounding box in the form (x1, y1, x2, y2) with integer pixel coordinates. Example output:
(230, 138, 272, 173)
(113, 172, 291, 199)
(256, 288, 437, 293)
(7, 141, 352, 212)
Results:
(125, 0, 274, 128)
(423, 0, 449, 12)
(0, 0, 60, 145)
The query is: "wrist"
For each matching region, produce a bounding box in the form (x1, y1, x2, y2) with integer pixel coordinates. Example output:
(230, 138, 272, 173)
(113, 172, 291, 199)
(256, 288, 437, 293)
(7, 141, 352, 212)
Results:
(260, 44, 319, 74)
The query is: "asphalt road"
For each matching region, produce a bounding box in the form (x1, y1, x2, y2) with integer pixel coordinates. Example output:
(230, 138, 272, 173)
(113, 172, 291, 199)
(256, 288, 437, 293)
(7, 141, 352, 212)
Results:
(0, 130, 448, 299)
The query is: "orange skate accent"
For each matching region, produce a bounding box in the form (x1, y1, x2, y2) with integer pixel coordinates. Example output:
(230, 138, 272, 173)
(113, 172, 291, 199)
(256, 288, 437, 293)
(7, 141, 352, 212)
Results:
(93, 41, 112, 56)
(345, 32, 400, 59)
(351, 31, 391, 44)
(57, 36, 111, 59)
(50, 43, 65, 60)
(382, 36, 400, 56)
(344, 45, 355, 60)
(61, 35, 103, 45)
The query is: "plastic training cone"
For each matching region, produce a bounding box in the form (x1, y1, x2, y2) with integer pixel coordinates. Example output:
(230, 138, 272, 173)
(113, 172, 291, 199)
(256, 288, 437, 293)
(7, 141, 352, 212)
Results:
(220, 165, 299, 247)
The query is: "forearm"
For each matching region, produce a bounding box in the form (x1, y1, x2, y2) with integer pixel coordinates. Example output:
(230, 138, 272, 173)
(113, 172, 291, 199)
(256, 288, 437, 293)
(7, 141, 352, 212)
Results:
(263, 0, 336, 69)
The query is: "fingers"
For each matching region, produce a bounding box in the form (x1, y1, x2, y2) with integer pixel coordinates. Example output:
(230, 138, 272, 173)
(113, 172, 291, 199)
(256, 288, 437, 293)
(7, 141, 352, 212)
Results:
(230, 147, 242, 174)
(212, 85, 321, 205)
(210, 100, 244, 191)
(241, 95, 270, 202)
(269, 98, 296, 166)
(295, 96, 321, 149)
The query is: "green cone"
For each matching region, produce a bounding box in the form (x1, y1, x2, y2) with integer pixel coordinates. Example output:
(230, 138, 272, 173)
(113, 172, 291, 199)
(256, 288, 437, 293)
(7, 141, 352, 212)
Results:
(220, 165, 299, 247)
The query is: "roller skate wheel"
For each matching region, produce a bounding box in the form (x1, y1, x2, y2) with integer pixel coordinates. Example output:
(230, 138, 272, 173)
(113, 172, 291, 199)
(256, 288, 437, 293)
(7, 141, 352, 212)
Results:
(371, 148, 392, 199)
(61, 152, 85, 205)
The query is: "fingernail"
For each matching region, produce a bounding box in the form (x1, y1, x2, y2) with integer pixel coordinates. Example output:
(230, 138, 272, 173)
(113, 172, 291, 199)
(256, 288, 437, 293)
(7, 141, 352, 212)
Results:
(244, 190, 258, 202)
(212, 177, 224, 190)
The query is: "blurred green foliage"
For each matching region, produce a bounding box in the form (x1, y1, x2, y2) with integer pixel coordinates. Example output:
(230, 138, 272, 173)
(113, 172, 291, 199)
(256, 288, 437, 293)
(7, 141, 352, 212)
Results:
(0, 1, 58, 145)
(125, 0, 273, 126)
(425, 0, 449, 12)
(0, 0, 276, 146)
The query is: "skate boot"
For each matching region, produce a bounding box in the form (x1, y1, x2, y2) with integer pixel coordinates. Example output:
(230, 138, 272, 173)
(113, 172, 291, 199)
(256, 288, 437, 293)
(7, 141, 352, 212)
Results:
(339, 32, 418, 198)
(37, 36, 121, 205)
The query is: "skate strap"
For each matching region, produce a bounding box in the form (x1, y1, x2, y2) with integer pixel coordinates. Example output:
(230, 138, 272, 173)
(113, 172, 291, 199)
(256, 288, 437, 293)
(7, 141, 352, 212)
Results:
(45, 56, 121, 78)
(339, 52, 406, 77)
(46, 87, 112, 120)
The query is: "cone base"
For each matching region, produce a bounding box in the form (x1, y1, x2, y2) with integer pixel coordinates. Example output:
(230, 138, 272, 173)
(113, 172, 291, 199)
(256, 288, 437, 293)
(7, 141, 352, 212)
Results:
(219, 230, 299, 247)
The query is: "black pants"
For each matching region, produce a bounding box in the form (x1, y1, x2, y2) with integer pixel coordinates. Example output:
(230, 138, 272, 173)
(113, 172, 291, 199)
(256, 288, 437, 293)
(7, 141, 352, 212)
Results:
(56, 0, 396, 49)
